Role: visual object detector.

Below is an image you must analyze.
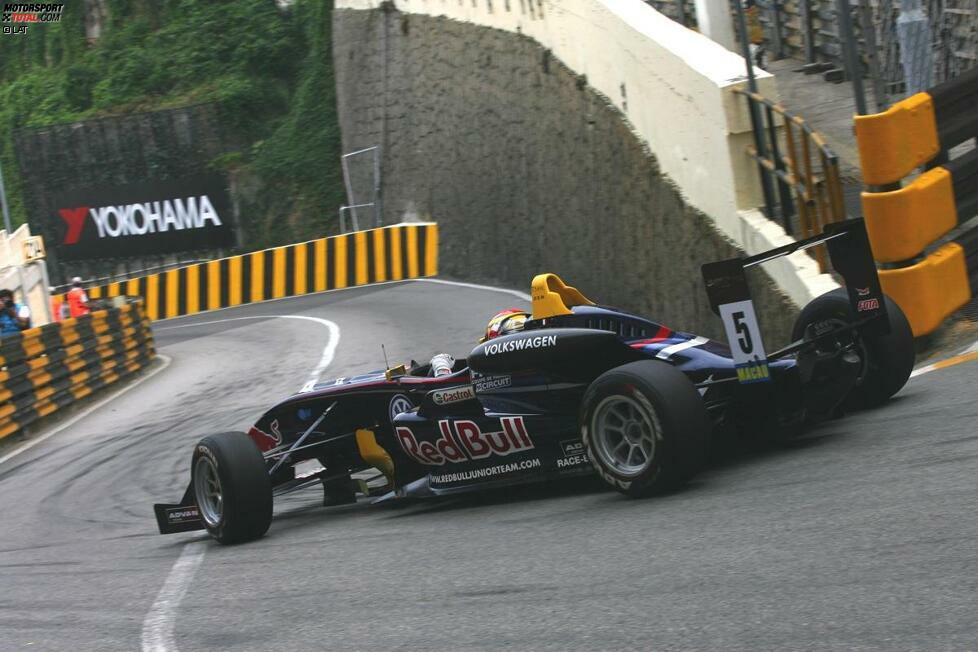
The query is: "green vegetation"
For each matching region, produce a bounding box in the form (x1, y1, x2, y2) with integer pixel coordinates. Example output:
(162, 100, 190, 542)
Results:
(0, 0, 344, 247)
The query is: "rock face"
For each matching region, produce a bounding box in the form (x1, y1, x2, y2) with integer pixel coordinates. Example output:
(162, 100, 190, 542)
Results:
(333, 7, 797, 344)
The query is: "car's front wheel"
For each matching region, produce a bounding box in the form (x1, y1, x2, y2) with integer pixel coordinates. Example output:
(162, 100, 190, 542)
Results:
(192, 432, 273, 544)
(581, 361, 710, 497)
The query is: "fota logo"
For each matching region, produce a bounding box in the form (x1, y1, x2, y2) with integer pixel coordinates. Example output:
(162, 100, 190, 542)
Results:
(430, 385, 476, 405)
(857, 298, 880, 312)
(855, 287, 872, 297)
(57, 195, 223, 245)
(395, 417, 534, 466)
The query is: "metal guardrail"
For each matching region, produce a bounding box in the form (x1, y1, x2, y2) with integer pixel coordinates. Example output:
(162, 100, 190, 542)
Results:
(734, 89, 847, 272)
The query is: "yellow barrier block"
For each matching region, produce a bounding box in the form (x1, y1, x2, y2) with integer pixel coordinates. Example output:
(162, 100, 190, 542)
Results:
(250, 251, 265, 303)
(879, 243, 971, 336)
(0, 418, 19, 441)
(373, 228, 387, 283)
(314, 239, 327, 292)
(183, 265, 198, 315)
(207, 260, 221, 310)
(273, 246, 287, 299)
(294, 243, 308, 295)
(146, 274, 160, 321)
(390, 226, 403, 281)
(854, 93, 940, 185)
(334, 236, 348, 289)
(425, 224, 439, 276)
(165, 269, 179, 319)
(354, 230, 368, 285)
(862, 167, 958, 262)
(229, 256, 243, 306)
(406, 226, 419, 278)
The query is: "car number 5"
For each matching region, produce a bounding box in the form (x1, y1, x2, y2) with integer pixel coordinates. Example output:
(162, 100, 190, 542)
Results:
(732, 311, 753, 354)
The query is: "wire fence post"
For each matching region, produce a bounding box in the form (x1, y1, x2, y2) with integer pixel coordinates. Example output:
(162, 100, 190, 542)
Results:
(857, 0, 889, 111)
(836, 0, 869, 115)
(734, 0, 778, 220)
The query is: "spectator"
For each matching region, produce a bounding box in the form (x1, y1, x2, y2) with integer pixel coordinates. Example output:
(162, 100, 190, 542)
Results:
(50, 289, 67, 323)
(0, 288, 31, 336)
(67, 276, 91, 318)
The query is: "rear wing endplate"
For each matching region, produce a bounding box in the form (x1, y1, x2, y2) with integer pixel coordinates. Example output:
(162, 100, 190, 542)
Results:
(701, 219, 889, 382)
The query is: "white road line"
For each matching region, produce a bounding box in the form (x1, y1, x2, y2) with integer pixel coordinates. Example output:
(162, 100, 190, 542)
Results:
(140, 542, 207, 652)
(910, 340, 978, 378)
(412, 277, 532, 302)
(0, 354, 173, 467)
(141, 314, 340, 652)
(155, 314, 340, 392)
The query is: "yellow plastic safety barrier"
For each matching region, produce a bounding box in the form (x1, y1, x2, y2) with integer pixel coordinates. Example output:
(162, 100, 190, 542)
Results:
(879, 243, 971, 336)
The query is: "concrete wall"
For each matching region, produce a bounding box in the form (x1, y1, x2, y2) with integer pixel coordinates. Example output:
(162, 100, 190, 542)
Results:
(333, 1, 827, 344)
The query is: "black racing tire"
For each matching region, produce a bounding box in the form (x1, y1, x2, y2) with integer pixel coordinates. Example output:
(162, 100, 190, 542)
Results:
(792, 288, 914, 409)
(580, 361, 710, 498)
(191, 431, 273, 545)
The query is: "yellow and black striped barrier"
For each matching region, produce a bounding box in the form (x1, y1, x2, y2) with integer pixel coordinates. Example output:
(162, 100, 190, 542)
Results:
(853, 67, 978, 336)
(0, 301, 156, 441)
(85, 223, 439, 321)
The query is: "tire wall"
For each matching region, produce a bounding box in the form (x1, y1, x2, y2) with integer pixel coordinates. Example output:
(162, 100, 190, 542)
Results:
(333, 2, 799, 345)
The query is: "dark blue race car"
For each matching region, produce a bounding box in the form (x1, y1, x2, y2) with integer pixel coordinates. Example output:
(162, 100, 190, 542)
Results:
(155, 219, 914, 544)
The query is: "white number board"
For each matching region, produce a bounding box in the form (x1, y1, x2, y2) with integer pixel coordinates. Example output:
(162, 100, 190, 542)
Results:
(23, 236, 46, 262)
(718, 299, 771, 384)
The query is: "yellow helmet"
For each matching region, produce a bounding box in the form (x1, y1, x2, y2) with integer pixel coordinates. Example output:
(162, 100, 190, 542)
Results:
(480, 309, 530, 343)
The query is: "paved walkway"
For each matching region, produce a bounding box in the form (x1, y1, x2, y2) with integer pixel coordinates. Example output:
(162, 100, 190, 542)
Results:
(765, 58, 863, 176)
(764, 57, 865, 218)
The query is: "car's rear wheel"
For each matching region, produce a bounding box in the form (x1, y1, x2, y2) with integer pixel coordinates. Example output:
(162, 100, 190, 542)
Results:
(792, 289, 914, 408)
(192, 431, 272, 544)
(581, 361, 709, 497)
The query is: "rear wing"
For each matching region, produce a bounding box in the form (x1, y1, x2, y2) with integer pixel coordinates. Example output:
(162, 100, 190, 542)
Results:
(700, 219, 888, 383)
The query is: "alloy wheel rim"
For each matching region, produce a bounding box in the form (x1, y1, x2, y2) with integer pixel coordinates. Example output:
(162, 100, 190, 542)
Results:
(194, 455, 224, 527)
(591, 394, 660, 477)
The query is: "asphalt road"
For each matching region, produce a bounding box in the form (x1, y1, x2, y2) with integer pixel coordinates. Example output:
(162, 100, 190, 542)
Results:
(1, 279, 977, 651)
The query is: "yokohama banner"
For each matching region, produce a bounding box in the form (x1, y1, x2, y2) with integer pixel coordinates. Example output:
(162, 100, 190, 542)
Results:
(51, 175, 235, 261)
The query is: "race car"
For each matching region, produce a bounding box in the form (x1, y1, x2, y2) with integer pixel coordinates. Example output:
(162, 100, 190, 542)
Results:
(154, 219, 914, 544)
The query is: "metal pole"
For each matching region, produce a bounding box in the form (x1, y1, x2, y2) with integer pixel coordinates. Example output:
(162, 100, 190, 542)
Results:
(857, 0, 888, 111)
(734, 0, 779, 218)
(37, 261, 53, 324)
(340, 153, 357, 230)
(0, 158, 13, 235)
(835, 0, 869, 115)
(372, 146, 382, 228)
(801, 0, 817, 65)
